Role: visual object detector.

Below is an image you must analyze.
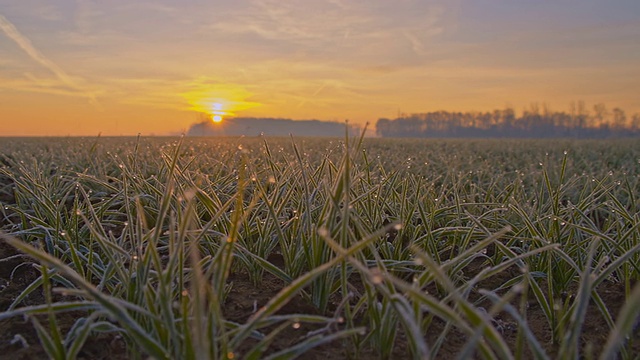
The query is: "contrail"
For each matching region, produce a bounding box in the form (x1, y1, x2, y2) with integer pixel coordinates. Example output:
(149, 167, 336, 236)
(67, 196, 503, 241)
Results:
(297, 82, 328, 108)
(311, 82, 328, 97)
(0, 13, 99, 106)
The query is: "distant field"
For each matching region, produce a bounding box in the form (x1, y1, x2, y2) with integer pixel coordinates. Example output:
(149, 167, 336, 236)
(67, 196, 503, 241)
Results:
(1, 136, 639, 359)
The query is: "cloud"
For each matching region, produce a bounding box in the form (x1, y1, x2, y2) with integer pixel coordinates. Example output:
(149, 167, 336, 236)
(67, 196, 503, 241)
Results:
(34, 4, 64, 21)
(0, 13, 100, 107)
(403, 31, 426, 55)
(74, 0, 102, 35)
(208, 0, 374, 49)
(205, 0, 451, 67)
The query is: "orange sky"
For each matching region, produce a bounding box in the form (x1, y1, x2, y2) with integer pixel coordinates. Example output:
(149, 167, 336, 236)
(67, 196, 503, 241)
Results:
(1, 1, 639, 136)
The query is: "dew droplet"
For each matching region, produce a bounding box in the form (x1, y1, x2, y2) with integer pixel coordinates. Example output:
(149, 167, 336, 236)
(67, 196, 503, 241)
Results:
(371, 268, 383, 284)
(317, 227, 329, 237)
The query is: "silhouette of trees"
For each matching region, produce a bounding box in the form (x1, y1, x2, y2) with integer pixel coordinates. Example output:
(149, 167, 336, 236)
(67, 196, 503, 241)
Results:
(376, 103, 640, 138)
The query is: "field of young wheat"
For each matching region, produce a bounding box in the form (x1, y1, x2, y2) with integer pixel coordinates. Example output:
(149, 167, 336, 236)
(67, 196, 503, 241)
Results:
(0, 135, 639, 359)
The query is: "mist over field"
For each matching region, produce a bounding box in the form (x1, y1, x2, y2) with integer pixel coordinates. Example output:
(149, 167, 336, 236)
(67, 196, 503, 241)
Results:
(182, 102, 640, 139)
(187, 117, 361, 137)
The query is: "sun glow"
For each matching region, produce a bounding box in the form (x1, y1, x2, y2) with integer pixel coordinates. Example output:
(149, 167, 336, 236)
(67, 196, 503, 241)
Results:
(181, 81, 262, 124)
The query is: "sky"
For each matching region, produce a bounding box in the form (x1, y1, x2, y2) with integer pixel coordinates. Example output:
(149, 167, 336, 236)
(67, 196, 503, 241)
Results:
(1, 0, 639, 136)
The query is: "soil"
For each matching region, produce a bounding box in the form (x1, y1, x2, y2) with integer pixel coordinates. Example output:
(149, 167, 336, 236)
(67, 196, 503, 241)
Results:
(0, 239, 127, 360)
(1, 238, 638, 359)
(0, 237, 405, 360)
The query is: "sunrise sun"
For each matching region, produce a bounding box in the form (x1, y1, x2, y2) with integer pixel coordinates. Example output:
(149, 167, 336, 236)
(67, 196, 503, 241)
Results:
(211, 102, 225, 123)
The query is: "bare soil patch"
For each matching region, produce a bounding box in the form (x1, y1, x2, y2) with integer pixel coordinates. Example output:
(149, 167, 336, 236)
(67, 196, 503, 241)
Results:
(1, 238, 637, 359)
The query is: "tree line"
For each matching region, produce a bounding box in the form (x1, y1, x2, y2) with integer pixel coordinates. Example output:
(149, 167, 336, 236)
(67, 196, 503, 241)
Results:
(376, 102, 640, 138)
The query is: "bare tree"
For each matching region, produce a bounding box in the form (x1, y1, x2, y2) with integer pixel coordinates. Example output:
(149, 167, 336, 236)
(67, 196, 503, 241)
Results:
(632, 113, 640, 130)
(593, 103, 609, 128)
(612, 107, 627, 129)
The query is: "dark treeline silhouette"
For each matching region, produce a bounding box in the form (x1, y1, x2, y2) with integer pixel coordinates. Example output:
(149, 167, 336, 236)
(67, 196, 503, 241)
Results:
(376, 102, 640, 138)
(187, 116, 360, 137)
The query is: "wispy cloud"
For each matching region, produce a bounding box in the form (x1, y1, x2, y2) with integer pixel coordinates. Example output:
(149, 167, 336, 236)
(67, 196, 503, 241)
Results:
(208, 0, 376, 51)
(34, 4, 64, 21)
(0, 14, 73, 84)
(401, 5, 445, 56)
(206, 0, 450, 66)
(0, 12, 100, 106)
